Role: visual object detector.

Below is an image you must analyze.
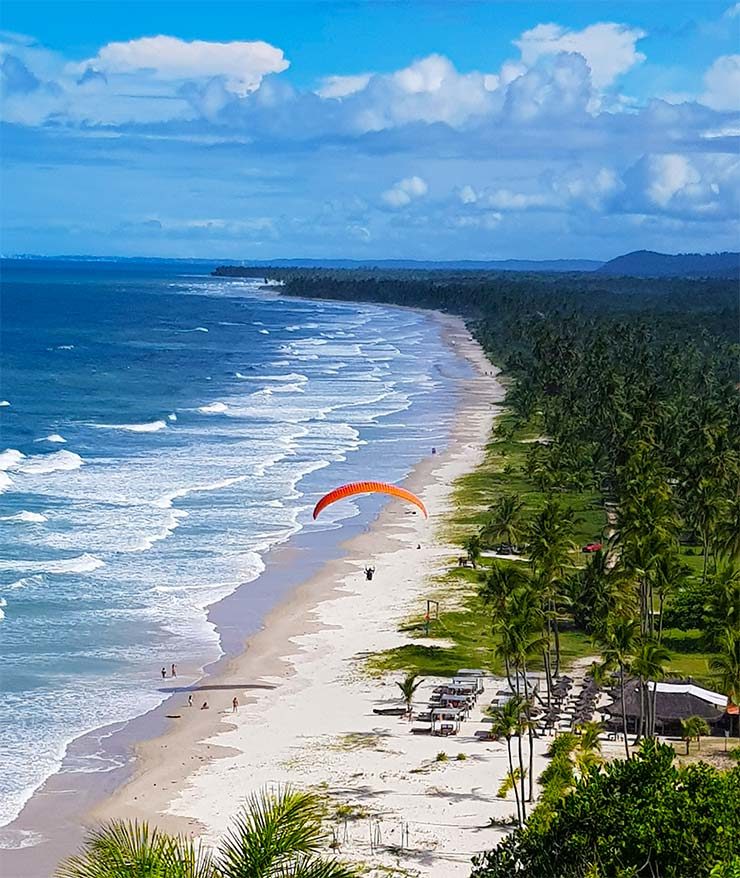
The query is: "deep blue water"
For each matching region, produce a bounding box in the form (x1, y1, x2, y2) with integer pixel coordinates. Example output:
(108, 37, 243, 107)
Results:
(0, 260, 468, 829)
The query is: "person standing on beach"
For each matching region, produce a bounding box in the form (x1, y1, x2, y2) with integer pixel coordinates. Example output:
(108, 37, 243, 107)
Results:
(171, 663, 177, 677)
(188, 694, 193, 708)
(232, 696, 239, 713)
(161, 666, 167, 679)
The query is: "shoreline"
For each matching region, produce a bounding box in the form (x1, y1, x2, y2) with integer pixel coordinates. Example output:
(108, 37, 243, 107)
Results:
(1, 310, 503, 878)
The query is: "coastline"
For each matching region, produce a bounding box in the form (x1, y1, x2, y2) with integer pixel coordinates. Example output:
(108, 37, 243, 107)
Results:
(1, 311, 507, 878)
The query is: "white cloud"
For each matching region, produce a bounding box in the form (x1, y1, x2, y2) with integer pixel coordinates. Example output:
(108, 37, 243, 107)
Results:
(514, 22, 646, 88)
(458, 184, 478, 204)
(316, 73, 372, 98)
(619, 152, 739, 218)
(700, 54, 740, 110)
(74, 35, 288, 95)
(382, 176, 428, 208)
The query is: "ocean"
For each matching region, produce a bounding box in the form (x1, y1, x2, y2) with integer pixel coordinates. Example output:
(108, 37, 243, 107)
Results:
(0, 259, 468, 831)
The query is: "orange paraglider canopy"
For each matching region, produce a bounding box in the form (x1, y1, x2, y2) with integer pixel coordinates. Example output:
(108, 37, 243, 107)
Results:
(313, 481, 428, 520)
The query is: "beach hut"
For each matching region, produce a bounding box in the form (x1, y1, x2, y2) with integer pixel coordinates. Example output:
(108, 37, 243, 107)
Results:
(604, 681, 729, 737)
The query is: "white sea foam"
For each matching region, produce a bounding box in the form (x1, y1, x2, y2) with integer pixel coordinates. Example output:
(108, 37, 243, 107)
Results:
(0, 400, 10, 407)
(35, 434, 66, 444)
(198, 402, 228, 414)
(0, 472, 13, 495)
(0, 449, 24, 470)
(0, 553, 104, 574)
(91, 420, 167, 433)
(5, 575, 42, 590)
(167, 413, 177, 422)
(56, 344, 75, 350)
(153, 475, 247, 509)
(15, 451, 83, 475)
(0, 511, 48, 523)
(258, 329, 270, 335)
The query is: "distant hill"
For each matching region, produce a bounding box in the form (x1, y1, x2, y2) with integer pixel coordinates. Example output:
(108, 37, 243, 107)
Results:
(598, 250, 739, 278)
(217, 257, 603, 272)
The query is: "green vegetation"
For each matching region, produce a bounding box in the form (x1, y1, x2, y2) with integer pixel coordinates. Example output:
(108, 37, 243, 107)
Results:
(56, 787, 359, 878)
(229, 266, 739, 876)
(471, 741, 740, 878)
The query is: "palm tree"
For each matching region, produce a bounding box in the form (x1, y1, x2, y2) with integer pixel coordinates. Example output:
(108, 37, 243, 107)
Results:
(596, 617, 638, 759)
(487, 696, 528, 825)
(396, 674, 424, 720)
(710, 629, 740, 738)
(464, 534, 481, 569)
(704, 563, 740, 647)
(680, 716, 710, 754)
(479, 563, 529, 616)
(57, 821, 214, 878)
(482, 494, 525, 550)
(715, 496, 740, 562)
(573, 721, 604, 777)
(631, 639, 671, 741)
(57, 787, 359, 878)
(395, 673, 423, 720)
(527, 499, 579, 678)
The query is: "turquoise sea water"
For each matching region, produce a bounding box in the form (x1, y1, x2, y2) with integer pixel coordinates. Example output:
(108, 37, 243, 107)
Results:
(0, 260, 467, 829)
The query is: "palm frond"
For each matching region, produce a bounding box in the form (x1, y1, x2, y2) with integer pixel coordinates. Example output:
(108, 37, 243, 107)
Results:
(217, 787, 328, 878)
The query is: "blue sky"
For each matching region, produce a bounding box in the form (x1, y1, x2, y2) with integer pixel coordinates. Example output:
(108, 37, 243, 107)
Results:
(1, 1, 738, 259)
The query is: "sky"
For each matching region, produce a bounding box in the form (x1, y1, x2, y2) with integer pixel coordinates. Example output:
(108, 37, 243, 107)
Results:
(1, 1, 738, 260)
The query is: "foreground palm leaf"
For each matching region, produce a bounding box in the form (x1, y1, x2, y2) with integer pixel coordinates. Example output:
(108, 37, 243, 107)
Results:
(56, 820, 215, 878)
(57, 788, 358, 878)
(217, 788, 338, 877)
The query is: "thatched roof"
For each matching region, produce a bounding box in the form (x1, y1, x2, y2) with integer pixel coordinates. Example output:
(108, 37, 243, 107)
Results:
(605, 682, 727, 722)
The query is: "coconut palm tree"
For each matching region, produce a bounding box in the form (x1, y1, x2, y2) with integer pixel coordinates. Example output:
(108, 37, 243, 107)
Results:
(573, 721, 604, 776)
(481, 494, 525, 551)
(631, 639, 671, 741)
(464, 534, 481, 569)
(395, 673, 423, 720)
(487, 696, 528, 825)
(57, 787, 359, 878)
(596, 617, 638, 759)
(704, 563, 740, 647)
(680, 716, 711, 754)
(715, 496, 740, 562)
(527, 499, 579, 678)
(57, 821, 214, 878)
(479, 563, 530, 616)
(710, 629, 740, 738)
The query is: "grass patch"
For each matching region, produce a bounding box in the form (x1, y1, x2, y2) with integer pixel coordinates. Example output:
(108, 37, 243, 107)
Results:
(365, 408, 603, 679)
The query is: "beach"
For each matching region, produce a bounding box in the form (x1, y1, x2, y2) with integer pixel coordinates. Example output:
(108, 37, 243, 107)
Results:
(93, 315, 537, 876)
(2, 310, 539, 878)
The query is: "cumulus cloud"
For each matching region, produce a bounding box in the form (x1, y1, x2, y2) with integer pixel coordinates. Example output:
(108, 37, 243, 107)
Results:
(700, 55, 740, 110)
(73, 35, 288, 95)
(618, 152, 739, 218)
(514, 22, 646, 88)
(317, 73, 372, 98)
(382, 176, 428, 207)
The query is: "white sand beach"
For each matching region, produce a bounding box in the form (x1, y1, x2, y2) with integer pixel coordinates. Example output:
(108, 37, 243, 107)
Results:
(86, 315, 553, 876)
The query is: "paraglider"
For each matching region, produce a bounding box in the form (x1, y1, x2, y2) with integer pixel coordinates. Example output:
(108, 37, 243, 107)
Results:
(312, 481, 428, 520)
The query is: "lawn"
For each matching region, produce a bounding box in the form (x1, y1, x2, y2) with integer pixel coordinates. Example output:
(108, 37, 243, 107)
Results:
(365, 405, 721, 689)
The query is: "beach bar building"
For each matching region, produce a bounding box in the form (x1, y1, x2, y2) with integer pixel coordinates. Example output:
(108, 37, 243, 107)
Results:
(604, 681, 729, 737)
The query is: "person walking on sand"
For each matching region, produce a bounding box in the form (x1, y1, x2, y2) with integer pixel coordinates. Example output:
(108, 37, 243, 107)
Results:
(171, 663, 177, 677)
(161, 666, 167, 679)
(188, 694, 193, 708)
(232, 696, 239, 713)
